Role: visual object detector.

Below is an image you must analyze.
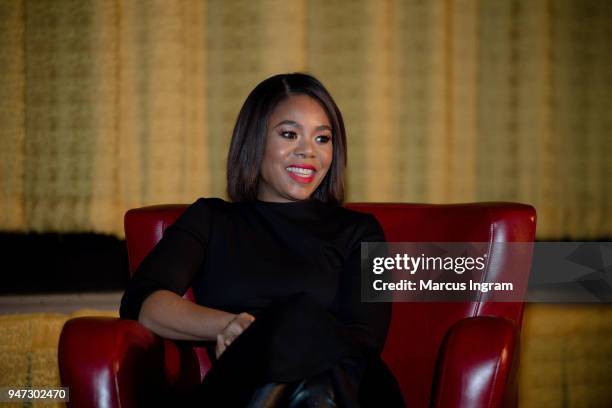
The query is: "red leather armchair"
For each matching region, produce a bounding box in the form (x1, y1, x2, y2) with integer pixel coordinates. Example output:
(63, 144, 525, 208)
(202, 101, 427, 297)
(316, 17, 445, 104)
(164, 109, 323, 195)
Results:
(59, 202, 536, 407)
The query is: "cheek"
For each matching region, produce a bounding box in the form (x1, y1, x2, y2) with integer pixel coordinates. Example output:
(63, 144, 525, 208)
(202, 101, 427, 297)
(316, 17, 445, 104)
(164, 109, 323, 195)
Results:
(321, 146, 334, 170)
(261, 142, 282, 171)
(260, 148, 290, 182)
(265, 139, 292, 162)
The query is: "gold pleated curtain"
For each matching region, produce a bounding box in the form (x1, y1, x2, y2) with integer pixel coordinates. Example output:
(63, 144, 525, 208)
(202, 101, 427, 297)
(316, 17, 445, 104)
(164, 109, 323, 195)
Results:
(0, 0, 610, 238)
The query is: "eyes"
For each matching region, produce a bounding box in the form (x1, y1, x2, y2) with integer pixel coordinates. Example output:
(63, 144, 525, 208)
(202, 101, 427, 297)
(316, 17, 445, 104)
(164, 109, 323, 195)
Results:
(279, 130, 332, 144)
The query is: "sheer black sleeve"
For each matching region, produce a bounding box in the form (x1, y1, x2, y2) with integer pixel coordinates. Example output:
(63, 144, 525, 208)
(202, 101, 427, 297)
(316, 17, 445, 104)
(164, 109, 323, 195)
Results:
(332, 213, 391, 354)
(119, 198, 211, 320)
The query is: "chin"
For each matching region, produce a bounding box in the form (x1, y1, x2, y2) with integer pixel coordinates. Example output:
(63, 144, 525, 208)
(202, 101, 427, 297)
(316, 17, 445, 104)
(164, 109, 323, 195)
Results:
(286, 188, 314, 201)
(290, 193, 312, 201)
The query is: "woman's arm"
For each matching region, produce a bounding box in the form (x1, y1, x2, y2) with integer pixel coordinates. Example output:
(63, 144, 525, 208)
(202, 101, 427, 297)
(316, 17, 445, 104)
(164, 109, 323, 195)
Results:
(121, 199, 254, 351)
(138, 289, 255, 358)
(138, 289, 237, 341)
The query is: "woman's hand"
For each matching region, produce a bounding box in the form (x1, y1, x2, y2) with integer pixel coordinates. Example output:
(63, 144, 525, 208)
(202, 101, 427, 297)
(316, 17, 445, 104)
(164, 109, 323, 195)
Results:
(215, 312, 256, 359)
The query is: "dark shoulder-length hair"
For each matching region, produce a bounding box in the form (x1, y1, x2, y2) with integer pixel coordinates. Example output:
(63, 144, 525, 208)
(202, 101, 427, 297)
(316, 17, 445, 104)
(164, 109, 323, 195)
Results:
(226, 73, 347, 205)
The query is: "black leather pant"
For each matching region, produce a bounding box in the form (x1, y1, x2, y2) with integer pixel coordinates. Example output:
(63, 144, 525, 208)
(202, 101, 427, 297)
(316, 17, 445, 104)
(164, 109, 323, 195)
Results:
(246, 371, 337, 408)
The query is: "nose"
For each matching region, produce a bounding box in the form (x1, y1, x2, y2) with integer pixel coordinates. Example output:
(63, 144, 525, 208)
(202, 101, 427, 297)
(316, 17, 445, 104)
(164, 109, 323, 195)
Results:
(294, 136, 315, 158)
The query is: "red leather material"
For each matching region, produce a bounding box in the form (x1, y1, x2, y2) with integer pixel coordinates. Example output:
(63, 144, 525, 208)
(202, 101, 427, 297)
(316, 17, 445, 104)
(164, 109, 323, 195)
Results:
(161, 338, 202, 391)
(124, 205, 186, 274)
(123, 205, 212, 380)
(58, 317, 165, 407)
(59, 317, 202, 408)
(431, 317, 518, 408)
(350, 202, 535, 407)
(59, 202, 535, 408)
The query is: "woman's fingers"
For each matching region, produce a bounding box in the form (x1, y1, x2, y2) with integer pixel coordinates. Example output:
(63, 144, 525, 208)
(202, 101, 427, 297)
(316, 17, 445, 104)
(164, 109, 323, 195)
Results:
(234, 312, 256, 330)
(215, 334, 226, 358)
(221, 325, 242, 348)
(226, 312, 256, 339)
(226, 320, 246, 338)
(216, 312, 256, 358)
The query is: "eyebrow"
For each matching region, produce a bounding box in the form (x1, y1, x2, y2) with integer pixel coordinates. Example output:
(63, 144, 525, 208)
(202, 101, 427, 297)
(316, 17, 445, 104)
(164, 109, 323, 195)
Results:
(273, 120, 332, 132)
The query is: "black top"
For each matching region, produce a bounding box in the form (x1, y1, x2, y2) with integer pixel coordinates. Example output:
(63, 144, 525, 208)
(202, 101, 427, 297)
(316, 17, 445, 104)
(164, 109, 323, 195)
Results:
(120, 197, 404, 407)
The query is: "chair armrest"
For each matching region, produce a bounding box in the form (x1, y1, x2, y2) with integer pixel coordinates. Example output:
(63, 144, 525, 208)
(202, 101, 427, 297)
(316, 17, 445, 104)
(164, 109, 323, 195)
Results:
(59, 317, 168, 407)
(431, 316, 519, 408)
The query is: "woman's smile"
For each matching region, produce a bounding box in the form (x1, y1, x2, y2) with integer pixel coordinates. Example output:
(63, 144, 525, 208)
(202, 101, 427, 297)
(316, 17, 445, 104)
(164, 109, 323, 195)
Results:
(286, 164, 316, 183)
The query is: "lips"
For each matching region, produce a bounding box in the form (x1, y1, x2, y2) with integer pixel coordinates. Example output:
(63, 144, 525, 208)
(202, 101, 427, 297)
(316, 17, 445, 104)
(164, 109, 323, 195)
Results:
(286, 164, 316, 184)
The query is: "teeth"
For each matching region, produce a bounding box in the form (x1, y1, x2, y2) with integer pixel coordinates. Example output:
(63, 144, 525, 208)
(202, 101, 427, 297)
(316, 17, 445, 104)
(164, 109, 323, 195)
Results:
(286, 166, 314, 176)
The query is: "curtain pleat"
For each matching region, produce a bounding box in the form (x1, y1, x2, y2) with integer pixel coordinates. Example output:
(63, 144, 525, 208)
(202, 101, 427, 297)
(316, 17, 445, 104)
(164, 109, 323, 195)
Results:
(0, 0, 25, 230)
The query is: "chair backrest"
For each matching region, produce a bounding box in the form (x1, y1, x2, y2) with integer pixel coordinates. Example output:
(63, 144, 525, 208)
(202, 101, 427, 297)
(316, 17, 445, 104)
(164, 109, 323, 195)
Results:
(125, 201, 536, 407)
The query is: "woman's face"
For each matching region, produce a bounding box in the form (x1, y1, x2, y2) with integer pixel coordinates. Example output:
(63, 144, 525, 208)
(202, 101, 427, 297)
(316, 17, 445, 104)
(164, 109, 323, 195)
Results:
(257, 94, 334, 202)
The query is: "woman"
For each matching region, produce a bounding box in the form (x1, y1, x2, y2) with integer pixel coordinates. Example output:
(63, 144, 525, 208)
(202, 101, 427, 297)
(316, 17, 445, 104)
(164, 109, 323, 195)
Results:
(120, 73, 405, 407)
